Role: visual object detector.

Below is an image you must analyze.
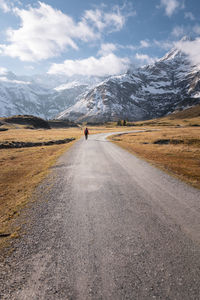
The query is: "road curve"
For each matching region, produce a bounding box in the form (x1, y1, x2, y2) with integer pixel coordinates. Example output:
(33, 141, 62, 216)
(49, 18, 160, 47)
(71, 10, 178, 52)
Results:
(1, 132, 200, 300)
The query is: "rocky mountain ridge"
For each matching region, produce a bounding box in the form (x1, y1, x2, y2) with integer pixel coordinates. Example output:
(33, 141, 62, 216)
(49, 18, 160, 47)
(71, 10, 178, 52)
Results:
(0, 72, 104, 119)
(57, 47, 200, 122)
(1, 41, 200, 122)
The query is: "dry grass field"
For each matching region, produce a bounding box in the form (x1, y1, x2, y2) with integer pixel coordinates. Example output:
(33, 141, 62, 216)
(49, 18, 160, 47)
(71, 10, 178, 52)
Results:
(0, 105, 199, 249)
(0, 125, 137, 249)
(0, 127, 83, 248)
(129, 104, 200, 127)
(110, 110, 200, 189)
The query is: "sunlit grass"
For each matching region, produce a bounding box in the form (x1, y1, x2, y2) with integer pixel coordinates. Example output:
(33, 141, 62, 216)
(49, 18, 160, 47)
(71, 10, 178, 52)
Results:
(110, 126, 200, 189)
(1, 110, 199, 249)
(0, 125, 137, 249)
(0, 128, 83, 249)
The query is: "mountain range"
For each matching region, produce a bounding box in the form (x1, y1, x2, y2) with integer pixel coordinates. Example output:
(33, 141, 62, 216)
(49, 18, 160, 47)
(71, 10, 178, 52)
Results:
(57, 48, 200, 122)
(0, 40, 200, 122)
(0, 72, 105, 119)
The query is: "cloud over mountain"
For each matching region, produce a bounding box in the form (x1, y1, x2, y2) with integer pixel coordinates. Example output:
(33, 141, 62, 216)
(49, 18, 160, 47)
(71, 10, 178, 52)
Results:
(48, 53, 130, 77)
(175, 37, 200, 66)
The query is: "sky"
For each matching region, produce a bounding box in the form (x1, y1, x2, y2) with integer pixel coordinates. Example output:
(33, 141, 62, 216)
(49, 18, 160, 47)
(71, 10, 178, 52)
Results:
(0, 0, 200, 76)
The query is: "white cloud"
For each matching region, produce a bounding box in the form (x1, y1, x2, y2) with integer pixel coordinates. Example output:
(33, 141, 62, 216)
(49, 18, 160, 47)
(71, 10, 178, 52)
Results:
(0, 77, 30, 84)
(175, 38, 200, 66)
(118, 1, 137, 18)
(135, 53, 156, 64)
(0, 67, 8, 75)
(153, 39, 173, 50)
(83, 7, 125, 33)
(124, 45, 137, 51)
(159, 0, 180, 17)
(193, 25, 200, 35)
(117, 40, 150, 52)
(184, 12, 195, 21)
(24, 65, 34, 70)
(104, 10, 125, 32)
(48, 54, 130, 77)
(171, 24, 200, 38)
(83, 9, 105, 31)
(0, 0, 11, 12)
(1, 2, 87, 61)
(0, 0, 21, 13)
(171, 25, 185, 37)
(118, 44, 136, 51)
(139, 40, 150, 48)
(98, 43, 117, 56)
(0, 2, 128, 62)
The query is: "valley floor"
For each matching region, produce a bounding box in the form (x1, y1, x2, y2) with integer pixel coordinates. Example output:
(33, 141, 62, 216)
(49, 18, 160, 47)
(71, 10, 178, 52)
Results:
(0, 125, 136, 250)
(0, 118, 199, 252)
(0, 132, 200, 299)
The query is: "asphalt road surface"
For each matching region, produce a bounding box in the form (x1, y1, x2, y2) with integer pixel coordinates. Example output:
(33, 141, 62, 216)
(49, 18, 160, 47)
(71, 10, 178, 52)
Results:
(1, 132, 200, 300)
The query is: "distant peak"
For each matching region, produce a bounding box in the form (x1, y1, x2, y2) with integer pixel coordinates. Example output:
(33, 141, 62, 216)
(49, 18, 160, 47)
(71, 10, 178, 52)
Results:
(159, 48, 182, 62)
(158, 36, 195, 64)
(180, 35, 194, 42)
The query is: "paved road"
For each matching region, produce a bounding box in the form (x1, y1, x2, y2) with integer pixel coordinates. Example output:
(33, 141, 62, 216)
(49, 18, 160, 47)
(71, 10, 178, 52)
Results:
(1, 132, 200, 300)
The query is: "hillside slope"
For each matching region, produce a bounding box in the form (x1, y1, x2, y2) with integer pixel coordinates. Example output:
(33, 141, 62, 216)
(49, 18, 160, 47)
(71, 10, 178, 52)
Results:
(58, 48, 200, 122)
(0, 73, 103, 119)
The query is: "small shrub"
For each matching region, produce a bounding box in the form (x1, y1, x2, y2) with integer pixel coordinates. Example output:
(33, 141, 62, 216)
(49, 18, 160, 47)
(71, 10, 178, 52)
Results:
(117, 120, 122, 126)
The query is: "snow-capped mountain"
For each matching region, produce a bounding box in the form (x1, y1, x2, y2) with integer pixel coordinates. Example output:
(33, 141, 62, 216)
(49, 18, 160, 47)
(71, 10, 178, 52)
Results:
(0, 72, 104, 119)
(1, 39, 200, 121)
(58, 47, 200, 122)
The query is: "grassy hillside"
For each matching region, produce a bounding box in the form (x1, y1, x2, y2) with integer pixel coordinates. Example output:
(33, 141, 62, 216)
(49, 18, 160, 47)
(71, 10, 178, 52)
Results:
(0, 115, 50, 129)
(168, 104, 200, 119)
(125, 105, 200, 127)
(0, 115, 78, 130)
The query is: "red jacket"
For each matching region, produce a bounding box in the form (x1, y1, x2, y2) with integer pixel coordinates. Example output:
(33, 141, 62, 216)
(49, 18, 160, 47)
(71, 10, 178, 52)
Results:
(84, 128, 89, 135)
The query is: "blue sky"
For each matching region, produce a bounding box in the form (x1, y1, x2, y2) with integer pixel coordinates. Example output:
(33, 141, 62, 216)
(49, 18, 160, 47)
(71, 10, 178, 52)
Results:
(0, 0, 200, 76)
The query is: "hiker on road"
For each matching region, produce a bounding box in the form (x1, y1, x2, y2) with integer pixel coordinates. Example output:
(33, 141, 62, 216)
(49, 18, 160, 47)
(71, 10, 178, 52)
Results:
(84, 127, 89, 140)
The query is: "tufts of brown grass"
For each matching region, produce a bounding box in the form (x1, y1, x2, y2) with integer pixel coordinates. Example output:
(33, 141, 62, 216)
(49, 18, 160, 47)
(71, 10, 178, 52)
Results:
(0, 125, 138, 249)
(110, 126, 200, 189)
(0, 128, 82, 249)
(0, 128, 81, 143)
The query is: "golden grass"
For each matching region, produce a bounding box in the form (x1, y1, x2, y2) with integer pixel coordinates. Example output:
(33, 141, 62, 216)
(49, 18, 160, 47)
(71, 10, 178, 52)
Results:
(139, 116, 200, 127)
(131, 106, 200, 127)
(0, 125, 137, 249)
(110, 126, 200, 189)
(0, 125, 138, 143)
(168, 104, 200, 119)
(0, 128, 83, 248)
(1, 115, 199, 249)
(0, 127, 80, 143)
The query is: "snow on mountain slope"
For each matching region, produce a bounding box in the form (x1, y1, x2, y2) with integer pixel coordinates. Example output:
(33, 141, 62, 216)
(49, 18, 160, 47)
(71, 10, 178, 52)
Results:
(57, 46, 200, 122)
(58, 74, 148, 122)
(1, 39, 200, 121)
(0, 73, 104, 119)
(0, 76, 59, 119)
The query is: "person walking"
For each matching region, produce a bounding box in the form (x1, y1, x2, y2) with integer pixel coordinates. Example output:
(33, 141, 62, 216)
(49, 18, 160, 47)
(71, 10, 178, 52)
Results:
(84, 127, 89, 140)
